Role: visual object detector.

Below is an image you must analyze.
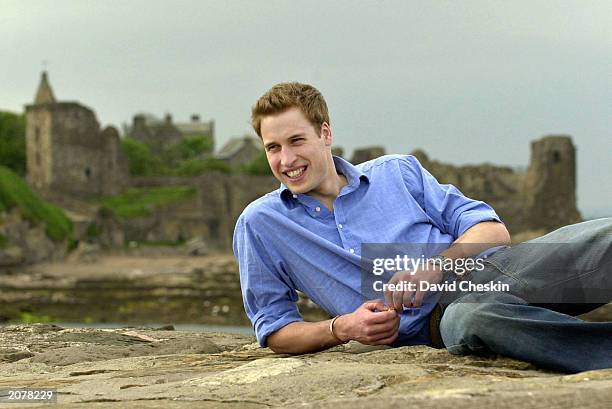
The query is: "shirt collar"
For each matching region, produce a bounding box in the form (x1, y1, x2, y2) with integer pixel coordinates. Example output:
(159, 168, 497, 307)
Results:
(279, 155, 369, 203)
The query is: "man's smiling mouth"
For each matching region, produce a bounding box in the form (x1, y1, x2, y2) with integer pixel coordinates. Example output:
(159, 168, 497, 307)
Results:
(284, 166, 307, 179)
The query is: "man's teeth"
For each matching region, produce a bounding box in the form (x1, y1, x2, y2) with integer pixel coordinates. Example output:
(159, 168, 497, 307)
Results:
(286, 167, 305, 178)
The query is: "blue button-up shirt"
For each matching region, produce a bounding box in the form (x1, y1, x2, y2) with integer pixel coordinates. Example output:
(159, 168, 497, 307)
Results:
(233, 155, 501, 347)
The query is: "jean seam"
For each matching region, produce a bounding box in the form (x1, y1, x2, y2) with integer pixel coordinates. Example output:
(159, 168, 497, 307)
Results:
(445, 342, 489, 353)
(483, 260, 529, 290)
(536, 265, 601, 289)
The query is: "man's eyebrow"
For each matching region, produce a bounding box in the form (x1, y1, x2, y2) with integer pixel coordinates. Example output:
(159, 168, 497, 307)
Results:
(264, 133, 304, 150)
(263, 141, 277, 150)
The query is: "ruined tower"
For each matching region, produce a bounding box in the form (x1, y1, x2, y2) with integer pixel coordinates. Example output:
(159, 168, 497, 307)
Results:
(25, 72, 128, 198)
(524, 135, 581, 231)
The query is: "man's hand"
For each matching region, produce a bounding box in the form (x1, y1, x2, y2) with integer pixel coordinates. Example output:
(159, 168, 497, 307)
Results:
(382, 221, 511, 311)
(334, 300, 400, 345)
(384, 263, 444, 310)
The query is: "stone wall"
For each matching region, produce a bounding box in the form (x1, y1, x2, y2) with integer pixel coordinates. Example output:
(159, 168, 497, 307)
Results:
(25, 102, 129, 199)
(413, 135, 581, 234)
(25, 73, 128, 200)
(0, 209, 67, 269)
(127, 173, 278, 249)
(117, 135, 580, 249)
(25, 108, 52, 190)
(524, 136, 581, 231)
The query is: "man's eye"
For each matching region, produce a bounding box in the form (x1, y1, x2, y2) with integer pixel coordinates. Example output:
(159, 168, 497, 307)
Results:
(266, 146, 279, 152)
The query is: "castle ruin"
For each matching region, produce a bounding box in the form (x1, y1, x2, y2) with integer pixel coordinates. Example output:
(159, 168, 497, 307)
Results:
(25, 72, 128, 199)
(22, 73, 582, 250)
(128, 112, 215, 156)
(410, 136, 581, 233)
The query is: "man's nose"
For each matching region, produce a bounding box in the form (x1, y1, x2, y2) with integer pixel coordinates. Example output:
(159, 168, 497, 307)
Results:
(280, 147, 297, 167)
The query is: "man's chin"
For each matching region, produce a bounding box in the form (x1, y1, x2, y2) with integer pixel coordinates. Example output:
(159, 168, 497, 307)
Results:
(284, 181, 310, 194)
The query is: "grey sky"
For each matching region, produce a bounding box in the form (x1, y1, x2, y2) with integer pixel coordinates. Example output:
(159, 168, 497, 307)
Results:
(1, 0, 610, 216)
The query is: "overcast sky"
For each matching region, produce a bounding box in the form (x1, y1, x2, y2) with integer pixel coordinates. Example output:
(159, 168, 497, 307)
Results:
(1, 0, 610, 216)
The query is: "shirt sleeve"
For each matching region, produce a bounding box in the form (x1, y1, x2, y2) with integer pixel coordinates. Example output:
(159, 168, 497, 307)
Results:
(399, 155, 503, 239)
(233, 215, 304, 347)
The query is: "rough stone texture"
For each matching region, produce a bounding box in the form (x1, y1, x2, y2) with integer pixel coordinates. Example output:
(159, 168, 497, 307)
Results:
(128, 173, 278, 250)
(524, 136, 582, 231)
(0, 324, 611, 408)
(0, 209, 66, 268)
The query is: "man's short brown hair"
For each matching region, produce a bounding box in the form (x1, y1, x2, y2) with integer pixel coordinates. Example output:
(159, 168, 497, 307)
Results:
(251, 82, 330, 137)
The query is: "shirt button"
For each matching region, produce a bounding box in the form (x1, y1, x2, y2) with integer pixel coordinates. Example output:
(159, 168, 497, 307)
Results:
(315, 206, 321, 212)
(349, 248, 355, 254)
(292, 194, 297, 199)
(338, 224, 343, 229)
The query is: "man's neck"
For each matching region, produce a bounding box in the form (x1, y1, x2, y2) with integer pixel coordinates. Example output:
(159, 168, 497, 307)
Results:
(308, 168, 348, 211)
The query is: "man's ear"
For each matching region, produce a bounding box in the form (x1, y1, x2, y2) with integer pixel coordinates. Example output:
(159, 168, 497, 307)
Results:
(320, 122, 332, 146)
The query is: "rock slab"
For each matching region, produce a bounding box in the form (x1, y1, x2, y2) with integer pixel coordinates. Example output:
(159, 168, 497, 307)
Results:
(0, 324, 611, 408)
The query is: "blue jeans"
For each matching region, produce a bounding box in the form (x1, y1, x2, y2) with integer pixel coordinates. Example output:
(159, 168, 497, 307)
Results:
(439, 218, 612, 373)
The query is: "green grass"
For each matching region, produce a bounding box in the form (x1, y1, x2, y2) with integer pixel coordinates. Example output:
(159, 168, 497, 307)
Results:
(175, 157, 231, 176)
(18, 312, 54, 324)
(0, 166, 72, 241)
(99, 186, 197, 219)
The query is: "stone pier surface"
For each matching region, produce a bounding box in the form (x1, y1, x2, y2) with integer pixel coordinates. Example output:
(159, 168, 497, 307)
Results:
(1, 325, 611, 408)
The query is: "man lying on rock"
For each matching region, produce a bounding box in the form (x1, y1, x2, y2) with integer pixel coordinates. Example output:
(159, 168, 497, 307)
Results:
(233, 82, 612, 373)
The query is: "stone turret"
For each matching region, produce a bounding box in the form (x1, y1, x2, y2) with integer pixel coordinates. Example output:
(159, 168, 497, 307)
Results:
(25, 72, 128, 198)
(34, 71, 56, 104)
(524, 135, 581, 230)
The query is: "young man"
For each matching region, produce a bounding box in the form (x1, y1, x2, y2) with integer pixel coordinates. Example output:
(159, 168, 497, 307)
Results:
(233, 82, 612, 373)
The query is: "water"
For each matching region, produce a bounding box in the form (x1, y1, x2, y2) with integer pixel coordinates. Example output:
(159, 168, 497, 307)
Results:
(46, 322, 255, 335)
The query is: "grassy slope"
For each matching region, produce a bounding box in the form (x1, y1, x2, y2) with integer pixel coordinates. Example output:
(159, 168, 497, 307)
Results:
(99, 186, 197, 218)
(0, 165, 72, 241)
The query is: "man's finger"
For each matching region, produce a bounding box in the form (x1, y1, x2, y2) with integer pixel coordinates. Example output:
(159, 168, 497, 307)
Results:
(383, 287, 395, 308)
(402, 288, 414, 309)
(392, 288, 404, 311)
(372, 331, 399, 345)
(413, 289, 425, 308)
(363, 299, 386, 311)
(366, 308, 398, 324)
(366, 324, 399, 342)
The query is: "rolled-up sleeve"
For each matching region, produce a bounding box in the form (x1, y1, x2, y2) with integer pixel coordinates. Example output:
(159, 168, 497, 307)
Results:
(400, 155, 502, 238)
(233, 216, 304, 347)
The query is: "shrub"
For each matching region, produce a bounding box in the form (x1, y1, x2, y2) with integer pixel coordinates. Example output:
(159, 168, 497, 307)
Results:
(240, 151, 272, 176)
(167, 135, 214, 162)
(0, 111, 26, 175)
(175, 157, 231, 176)
(0, 166, 72, 241)
(121, 138, 170, 176)
(99, 186, 197, 219)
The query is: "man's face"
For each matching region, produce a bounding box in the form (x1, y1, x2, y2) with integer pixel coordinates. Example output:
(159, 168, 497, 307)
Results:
(260, 107, 333, 195)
